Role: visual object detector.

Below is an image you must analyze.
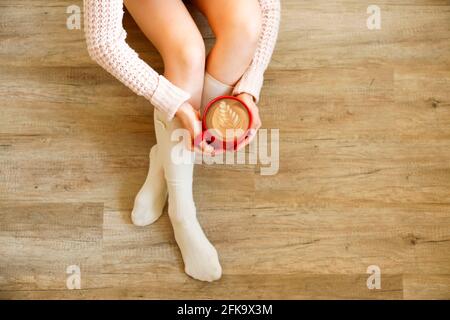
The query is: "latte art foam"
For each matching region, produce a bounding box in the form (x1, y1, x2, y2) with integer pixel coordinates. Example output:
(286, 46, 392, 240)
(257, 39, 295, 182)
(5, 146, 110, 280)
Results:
(204, 98, 250, 140)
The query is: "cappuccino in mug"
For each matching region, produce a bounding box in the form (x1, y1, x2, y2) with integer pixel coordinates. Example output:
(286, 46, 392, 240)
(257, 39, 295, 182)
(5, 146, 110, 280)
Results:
(202, 96, 252, 152)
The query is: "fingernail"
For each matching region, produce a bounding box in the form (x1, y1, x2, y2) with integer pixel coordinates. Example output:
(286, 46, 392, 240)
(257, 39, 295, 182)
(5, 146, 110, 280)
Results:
(246, 129, 255, 139)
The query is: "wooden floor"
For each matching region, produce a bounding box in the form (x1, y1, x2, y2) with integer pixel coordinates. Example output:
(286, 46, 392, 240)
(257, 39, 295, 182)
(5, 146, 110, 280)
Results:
(1, 0, 450, 300)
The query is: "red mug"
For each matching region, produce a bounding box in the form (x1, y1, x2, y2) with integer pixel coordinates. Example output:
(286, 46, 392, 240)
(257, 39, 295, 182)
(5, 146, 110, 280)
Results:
(201, 96, 253, 153)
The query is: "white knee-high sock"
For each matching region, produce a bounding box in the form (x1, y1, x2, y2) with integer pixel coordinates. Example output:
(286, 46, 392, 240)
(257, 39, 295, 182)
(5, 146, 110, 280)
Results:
(154, 109, 222, 282)
(201, 72, 234, 113)
(131, 145, 167, 227)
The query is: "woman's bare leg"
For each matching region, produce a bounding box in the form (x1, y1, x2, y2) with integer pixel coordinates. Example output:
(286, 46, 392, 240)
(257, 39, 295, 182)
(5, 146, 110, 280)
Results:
(125, 0, 222, 282)
(125, 0, 205, 109)
(193, 0, 262, 86)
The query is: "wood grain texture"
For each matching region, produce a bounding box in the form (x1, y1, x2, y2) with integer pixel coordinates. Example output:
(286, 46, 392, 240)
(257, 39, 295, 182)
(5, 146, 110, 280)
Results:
(0, 0, 449, 299)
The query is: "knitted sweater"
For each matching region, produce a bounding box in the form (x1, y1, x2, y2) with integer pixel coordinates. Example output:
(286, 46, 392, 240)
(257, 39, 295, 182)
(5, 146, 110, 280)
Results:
(84, 0, 280, 120)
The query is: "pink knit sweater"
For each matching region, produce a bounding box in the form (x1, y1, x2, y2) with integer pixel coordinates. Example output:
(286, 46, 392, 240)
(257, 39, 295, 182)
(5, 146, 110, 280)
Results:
(84, 0, 280, 120)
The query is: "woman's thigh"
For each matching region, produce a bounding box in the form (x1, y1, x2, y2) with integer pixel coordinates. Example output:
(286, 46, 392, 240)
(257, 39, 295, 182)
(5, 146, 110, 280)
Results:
(124, 0, 201, 59)
(192, 0, 260, 33)
(124, 0, 205, 106)
(191, 0, 262, 85)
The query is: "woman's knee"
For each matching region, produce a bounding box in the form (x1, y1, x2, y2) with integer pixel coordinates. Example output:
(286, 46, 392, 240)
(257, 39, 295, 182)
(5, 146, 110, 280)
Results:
(215, 1, 262, 50)
(164, 36, 206, 75)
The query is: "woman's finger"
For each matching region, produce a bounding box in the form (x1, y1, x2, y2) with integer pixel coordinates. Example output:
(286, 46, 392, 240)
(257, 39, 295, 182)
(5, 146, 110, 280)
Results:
(194, 139, 215, 157)
(235, 128, 257, 152)
(202, 142, 215, 156)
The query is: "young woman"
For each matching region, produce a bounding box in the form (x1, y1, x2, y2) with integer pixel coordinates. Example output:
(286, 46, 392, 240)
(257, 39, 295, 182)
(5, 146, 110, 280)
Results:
(84, 0, 280, 282)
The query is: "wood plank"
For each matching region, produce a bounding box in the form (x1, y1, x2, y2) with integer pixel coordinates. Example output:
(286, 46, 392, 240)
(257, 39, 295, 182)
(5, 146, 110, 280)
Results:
(0, 202, 103, 295)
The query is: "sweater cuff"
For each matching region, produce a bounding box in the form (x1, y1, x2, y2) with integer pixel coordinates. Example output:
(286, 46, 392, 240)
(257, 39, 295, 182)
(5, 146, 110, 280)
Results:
(150, 75, 191, 121)
(232, 67, 265, 103)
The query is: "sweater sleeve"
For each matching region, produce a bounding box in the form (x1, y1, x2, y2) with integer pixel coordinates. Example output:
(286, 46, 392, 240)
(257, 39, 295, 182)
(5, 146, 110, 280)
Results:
(232, 0, 281, 102)
(84, 0, 190, 120)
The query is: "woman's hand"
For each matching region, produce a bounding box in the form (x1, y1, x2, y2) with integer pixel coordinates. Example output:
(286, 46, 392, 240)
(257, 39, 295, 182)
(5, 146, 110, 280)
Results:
(175, 102, 214, 156)
(236, 93, 262, 150)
